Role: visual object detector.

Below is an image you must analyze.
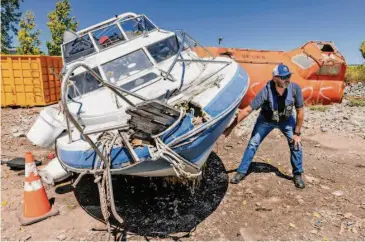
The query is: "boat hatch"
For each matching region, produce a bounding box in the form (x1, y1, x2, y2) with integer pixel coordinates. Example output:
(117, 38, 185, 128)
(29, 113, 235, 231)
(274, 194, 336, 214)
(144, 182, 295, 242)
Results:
(317, 43, 335, 52)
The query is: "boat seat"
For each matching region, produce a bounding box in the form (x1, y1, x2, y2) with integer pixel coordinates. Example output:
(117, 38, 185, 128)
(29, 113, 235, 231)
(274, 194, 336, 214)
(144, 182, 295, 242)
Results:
(76, 109, 130, 135)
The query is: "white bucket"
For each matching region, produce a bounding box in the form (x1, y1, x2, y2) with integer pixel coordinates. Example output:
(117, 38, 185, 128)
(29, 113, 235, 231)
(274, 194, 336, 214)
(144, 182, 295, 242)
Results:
(27, 107, 66, 147)
(39, 157, 72, 185)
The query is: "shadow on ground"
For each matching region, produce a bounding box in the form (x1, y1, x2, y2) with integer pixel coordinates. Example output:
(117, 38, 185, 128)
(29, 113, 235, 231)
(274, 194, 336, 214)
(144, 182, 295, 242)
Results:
(248, 162, 293, 180)
(72, 152, 228, 239)
(227, 161, 293, 181)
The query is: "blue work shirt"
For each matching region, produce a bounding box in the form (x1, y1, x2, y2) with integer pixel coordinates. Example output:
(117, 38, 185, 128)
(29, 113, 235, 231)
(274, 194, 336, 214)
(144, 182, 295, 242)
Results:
(250, 80, 304, 122)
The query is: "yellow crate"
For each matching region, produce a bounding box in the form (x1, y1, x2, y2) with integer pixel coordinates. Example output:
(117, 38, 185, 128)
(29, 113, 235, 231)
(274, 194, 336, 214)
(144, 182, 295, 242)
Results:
(1, 55, 63, 107)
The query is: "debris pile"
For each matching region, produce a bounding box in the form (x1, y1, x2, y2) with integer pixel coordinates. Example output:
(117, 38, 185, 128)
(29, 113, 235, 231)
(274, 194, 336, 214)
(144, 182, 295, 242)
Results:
(2, 108, 42, 140)
(344, 82, 365, 97)
(1, 107, 51, 161)
(304, 97, 365, 139)
(233, 83, 365, 139)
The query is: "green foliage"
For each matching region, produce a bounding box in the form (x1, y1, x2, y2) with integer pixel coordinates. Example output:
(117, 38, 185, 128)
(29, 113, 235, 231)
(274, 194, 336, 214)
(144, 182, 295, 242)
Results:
(360, 41, 365, 60)
(46, 0, 78, 56)
(309, 105, 329, 112)
(347, 97, 365, 107)
(345, 65, 365, 83)
(16, 10, 41, 55)
(1, 0, 22, 53)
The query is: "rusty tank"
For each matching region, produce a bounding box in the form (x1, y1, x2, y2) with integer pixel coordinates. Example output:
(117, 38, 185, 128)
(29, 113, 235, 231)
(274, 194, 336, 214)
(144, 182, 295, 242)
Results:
(195, 41, 347, 108)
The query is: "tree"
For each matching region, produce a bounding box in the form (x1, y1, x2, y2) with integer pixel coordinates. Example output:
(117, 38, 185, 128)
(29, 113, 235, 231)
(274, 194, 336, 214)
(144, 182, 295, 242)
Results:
(16, 10, 41, 55)
(1, 0, 22, 53)
(46, 0, 78, 56)
(360, 41, 365, 60)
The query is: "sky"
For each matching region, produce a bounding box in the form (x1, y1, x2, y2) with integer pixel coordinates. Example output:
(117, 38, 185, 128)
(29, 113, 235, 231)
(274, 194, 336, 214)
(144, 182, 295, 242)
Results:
(13, 0, 365, 64)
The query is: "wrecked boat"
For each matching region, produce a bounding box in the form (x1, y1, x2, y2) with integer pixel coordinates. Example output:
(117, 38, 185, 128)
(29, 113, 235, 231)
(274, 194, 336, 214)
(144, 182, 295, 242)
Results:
(27, 12, 249, 183)
(195, 41, 347, 107)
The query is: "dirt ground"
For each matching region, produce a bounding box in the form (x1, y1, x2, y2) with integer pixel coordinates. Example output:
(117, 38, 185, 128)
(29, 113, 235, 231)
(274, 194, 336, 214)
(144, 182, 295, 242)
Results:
(1, 105, 365, 241)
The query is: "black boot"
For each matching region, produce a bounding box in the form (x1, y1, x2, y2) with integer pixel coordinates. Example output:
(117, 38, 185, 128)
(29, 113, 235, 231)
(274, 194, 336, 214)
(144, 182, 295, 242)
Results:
(230, 172, 246, 184)
(293, 174, 305, 189)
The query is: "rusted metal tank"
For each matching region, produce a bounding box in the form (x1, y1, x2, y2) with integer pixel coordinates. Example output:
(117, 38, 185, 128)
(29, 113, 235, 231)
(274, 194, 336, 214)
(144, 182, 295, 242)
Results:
(196, 41, 347, 108)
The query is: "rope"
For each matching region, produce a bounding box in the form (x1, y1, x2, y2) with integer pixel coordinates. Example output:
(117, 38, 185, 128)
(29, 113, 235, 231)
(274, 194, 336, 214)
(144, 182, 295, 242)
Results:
(92, 131, 123, 241)
(71, 126, 202, 240)
(96, 172, 111, 241)
(155, 138, 201, 179)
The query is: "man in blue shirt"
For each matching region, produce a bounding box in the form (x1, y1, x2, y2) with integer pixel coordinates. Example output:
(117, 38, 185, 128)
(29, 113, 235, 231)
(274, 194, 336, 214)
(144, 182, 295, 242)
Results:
(224, 63, 305, 188)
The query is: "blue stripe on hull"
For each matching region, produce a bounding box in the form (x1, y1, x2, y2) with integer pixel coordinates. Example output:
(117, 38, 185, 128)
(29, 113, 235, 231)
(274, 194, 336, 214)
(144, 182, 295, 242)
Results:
(59, 146, 151, 169)
(174, 103, 238, 163)
(204, 67, 248, 117)
(59, 104, 237, 170)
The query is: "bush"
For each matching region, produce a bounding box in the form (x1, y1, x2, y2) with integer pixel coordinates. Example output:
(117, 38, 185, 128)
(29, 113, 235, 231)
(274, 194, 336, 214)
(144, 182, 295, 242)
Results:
(347, 97, 365, 107)
(345, 65, 365, 83)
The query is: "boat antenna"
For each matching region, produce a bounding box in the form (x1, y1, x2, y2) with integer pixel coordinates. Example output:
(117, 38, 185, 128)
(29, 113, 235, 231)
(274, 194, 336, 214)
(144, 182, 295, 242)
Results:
(218, 37, 223, 46)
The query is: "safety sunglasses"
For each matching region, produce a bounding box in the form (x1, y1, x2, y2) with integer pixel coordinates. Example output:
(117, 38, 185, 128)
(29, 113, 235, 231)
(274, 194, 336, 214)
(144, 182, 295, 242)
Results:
(279, 74, 291, 80)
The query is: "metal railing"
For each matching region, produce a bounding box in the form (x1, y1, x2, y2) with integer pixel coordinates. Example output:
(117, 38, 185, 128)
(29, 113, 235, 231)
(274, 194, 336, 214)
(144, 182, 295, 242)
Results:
(60, 62, 152, 225)
(61, 63, 146, 144)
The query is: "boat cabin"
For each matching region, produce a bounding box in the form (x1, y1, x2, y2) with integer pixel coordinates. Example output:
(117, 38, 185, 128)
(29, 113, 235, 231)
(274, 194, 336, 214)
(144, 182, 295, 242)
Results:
(61, 13, 206, 103)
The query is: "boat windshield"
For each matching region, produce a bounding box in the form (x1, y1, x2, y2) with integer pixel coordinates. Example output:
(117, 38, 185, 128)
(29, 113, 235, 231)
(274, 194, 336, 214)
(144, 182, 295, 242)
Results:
(147, 36, 179, 63)
(175, 30, 214, 58)
(62, 16, 156, 64)
(119, 16, 156, 39)
(101, 49, 153, 83)
(62, 34, 96, 64)
(68, 67, 102, 98)
(91, 23, 126, 50)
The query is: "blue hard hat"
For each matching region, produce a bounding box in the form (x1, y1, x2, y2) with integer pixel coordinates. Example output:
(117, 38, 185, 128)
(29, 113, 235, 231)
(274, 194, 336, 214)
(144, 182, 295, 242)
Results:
(272, 63, 292, 77)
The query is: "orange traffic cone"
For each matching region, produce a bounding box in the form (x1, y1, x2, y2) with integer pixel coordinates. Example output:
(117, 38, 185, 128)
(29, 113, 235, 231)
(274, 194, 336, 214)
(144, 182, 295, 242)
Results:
(18, 152, 59, 225)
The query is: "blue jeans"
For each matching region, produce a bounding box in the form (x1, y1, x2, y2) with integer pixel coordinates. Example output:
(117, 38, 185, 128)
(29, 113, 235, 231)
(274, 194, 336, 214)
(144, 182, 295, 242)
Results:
(237, 115, 303, 175)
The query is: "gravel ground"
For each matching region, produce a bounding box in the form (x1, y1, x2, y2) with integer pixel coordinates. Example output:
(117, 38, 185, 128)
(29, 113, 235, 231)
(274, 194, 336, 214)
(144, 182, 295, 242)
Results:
(1, 85, 365, 241)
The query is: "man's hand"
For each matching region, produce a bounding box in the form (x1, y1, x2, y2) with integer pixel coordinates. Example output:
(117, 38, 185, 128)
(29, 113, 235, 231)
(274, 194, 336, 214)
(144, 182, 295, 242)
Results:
(223, 106, 253, 138)
(292, 134, 301, 150)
